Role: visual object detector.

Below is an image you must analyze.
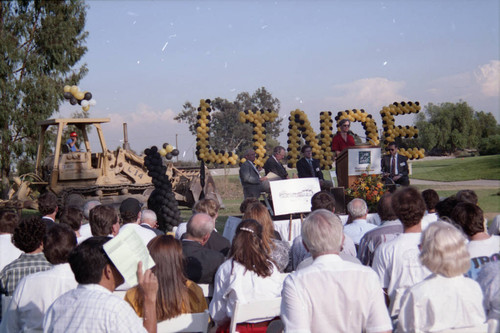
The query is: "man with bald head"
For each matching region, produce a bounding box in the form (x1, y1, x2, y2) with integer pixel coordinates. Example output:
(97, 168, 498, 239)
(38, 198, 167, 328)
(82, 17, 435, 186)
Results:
(182, 213, 225, 284)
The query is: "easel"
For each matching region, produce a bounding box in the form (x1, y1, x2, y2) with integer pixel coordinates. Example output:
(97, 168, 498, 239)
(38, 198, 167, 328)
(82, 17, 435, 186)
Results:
(288, 213, 305, 241)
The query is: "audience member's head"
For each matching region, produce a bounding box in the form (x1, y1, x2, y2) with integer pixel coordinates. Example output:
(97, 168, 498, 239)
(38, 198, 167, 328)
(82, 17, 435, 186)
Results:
(239, 197, 259, 214)
(140, 209, 158, 229)
(12, 216, 46, 253)
(302, 209, 343, 257)
(60, 206, 83, 232)
(311, 191, 336, 212)
(392, 186, 426, 229)
(377, 193, 398, 221)
(422, 189, 440, 213)
(230, 219, 274, 278)
(186, 213, 213, 242)
(0, 210, 19, 234)
(43, 224, 77, 265)
(82, 200, 101, 222)
(450, 202, 485, 238)
(38, 192, 58, 216)
(456, 189, 478, 205)
(193, 198, 220, 220)
(419, 221, 470, 278)
(347, 198, 368, 219)
(242, 202, 275, 252)
(435, 196, 460, 220)
(69, 236, 118, 285)
(89, 205, 119, 237)
(119, 198, 141, 224)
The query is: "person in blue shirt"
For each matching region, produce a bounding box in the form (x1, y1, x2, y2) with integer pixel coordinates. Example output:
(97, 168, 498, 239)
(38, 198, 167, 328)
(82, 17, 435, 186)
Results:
(66, 132, 80, 152)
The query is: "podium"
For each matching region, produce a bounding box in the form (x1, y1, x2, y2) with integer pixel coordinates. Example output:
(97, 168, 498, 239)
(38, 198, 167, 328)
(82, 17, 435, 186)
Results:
(336, 145, 382, 188)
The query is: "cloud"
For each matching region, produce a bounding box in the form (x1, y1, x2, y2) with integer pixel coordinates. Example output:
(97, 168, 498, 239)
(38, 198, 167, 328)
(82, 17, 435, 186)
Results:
(106, 104, 178, 128)
(474, 60, 500, 97)
(325, 78, 407, 111)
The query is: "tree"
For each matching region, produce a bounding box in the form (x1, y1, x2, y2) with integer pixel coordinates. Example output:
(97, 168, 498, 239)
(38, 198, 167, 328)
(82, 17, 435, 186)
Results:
(0, 0, 88, 195)
(415, 101, 499, 154)
(175, 87, 283, 156)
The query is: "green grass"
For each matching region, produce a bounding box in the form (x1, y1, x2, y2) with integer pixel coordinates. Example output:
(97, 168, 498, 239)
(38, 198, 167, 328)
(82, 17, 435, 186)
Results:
(411, 155, 500, 181)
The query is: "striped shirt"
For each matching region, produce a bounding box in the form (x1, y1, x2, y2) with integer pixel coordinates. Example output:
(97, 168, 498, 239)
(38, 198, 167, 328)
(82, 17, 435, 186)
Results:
(0, 252, 52, 296)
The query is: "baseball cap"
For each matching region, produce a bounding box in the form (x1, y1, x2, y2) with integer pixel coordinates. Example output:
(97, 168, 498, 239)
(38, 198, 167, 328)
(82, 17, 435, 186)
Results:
(70, 132, 77, 137)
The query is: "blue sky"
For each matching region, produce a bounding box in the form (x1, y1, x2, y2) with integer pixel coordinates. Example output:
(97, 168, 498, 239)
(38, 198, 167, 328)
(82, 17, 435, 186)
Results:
(58, 0, 500, 159)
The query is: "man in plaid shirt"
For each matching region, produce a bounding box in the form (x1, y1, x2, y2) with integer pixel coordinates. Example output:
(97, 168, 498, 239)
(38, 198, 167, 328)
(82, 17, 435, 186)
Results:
(0, 216, 52, 296)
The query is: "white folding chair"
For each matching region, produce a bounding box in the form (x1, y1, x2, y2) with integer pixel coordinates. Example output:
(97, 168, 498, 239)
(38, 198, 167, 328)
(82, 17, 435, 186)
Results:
(157, 309, 210, 333)
(197, 283, 214, 298)
(229, 297, 282, 333)
(2, 295, 13, 318)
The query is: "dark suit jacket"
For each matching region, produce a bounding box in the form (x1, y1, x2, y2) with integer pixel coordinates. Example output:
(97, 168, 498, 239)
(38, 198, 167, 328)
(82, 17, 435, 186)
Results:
(381, 154, 409, 177)
(263, 156, 288, 179)
(205, 231, 231, 256)
(239, 160, 263, 198)
(296, 158, 324, 180)
(140, 224, 164, 236)
(182, 240, 225, 284)
(41, 217, 56, 232)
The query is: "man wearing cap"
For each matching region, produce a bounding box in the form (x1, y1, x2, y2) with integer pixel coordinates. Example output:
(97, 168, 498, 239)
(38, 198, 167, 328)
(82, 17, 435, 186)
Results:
(66, 132, 80, 152)
(119, 198, 156, 246)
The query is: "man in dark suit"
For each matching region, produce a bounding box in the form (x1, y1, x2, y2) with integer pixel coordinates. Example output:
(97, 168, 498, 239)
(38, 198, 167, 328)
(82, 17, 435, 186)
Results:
(182, 213, 225, 284)
(239, 149, 270, 199)
(381, 142, 409, 186)
(37, 192, 58, 232)
(297, 145, 332, 190)
(139, 209, 164, 236)
(263, 146, 288, 180)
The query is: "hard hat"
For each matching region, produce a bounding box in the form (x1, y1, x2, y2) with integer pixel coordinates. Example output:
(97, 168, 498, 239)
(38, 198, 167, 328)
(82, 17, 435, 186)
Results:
(70, 132, 77, 137)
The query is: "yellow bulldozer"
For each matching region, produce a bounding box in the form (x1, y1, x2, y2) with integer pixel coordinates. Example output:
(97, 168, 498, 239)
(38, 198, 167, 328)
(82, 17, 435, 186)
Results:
(4, 118, 221, 210)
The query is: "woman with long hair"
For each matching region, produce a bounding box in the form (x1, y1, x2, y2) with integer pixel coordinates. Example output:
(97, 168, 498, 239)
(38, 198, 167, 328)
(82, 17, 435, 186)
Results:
(125, 235, 207, 320)
(209, 219, 285, 332)
(242, 202, 290, 272)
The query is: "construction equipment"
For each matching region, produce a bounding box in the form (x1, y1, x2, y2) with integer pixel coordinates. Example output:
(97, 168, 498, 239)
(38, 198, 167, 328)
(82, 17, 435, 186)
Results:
(3, 118, 221, 209)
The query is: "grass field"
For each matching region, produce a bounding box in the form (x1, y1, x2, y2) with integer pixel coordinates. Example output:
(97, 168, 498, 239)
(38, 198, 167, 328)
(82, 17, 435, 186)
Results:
(410, 155, 500, 181)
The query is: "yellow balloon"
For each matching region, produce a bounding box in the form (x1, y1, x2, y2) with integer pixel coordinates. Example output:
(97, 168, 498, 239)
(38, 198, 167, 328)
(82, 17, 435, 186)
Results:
(63, 85, 71, 93)
(75, 91, 85, 100)
(70, 85, 79, 95)
(159, 148, 167, 156)
(82, 105, 90, 112)
(166, 144, 174, 153)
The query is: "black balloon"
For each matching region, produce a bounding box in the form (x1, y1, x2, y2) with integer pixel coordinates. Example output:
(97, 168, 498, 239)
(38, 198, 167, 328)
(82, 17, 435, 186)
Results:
(70, 97, 77, 105)
(84, 92, 92, 100)
(63, 92, 72, 99)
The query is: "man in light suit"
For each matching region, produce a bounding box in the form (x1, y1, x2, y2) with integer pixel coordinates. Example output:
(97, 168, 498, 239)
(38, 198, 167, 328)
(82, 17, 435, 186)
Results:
(296, 145, 332, 190)
(239, 149, 270, 199)
(381, 142, 409, 186)
(263, 145, 288, 180)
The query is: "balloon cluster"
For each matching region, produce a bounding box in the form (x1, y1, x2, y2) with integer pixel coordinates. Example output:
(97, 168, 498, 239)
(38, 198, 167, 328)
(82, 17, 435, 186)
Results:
(335, 109, 379, 146)
(195, 99, 239, 165)
(239, 109, 278, 168)
(63, 85, 96, 112)
(159, 143, 179, 160)
(380, 101, 424, 159)
(286, 109, 322, 169)
(318, 111, 335, 169)
(144, 146, 181, 231)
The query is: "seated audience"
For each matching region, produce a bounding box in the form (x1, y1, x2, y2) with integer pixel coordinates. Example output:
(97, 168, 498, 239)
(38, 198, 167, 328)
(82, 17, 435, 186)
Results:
(358, 193, 403, 266)
(456, 189, 479, 205)
(421, 189, 439, 230)
(451, 202, 500, 280)
(80, 200, 101, 238)
(343, 198, 377, 245)
(37, 192, 58, 231)
(209, 219, 285, 331)
(120, 198, 156, 246)
(125, 235, 207, 320)
(60, 206, 87, 243)
(435, 195, 459, 220)
(476, 261, 500, 321)
(242, 202, 290, 272)
(0, 216, 52, 296)
(397, 222, 486, 332)
(0, 210, 22, 272)
(489, 214, 500, 236)
(372, 187, 431, 317)
(239, 197, 259, 214)
(281, 209, 392, 332)
(193, 198, 230, 256)
(43, 237, 158, 332)
(89, 204, 120, 237)
(182, 213, 225, 284)
(140, 209, 164, 236)
(1, 224, 77, 332)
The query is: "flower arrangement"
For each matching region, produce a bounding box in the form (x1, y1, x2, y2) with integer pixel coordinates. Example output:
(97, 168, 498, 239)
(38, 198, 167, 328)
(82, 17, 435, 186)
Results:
(345, 172, 387, 212)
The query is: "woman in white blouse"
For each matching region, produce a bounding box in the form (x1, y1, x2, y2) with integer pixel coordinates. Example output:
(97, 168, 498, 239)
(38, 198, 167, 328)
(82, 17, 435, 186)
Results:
(397, 221, 486, 332)
(209, 219, 285, 332)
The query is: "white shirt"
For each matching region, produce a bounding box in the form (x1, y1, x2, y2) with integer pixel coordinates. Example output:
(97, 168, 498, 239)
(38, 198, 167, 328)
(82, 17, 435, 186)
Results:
(0, 263, 77, 333)
(78, 223, 92, 239)
(209, 259, 285, 325)
(175, 222, 187, 239)
(43, 284, 147, 333)
(421, 212, 438, 230)
(281, 254, 392, 333)
(0, 234, 23, 272)
(119, 223, 156, 247)
(343, 218, 377, 245)
(397, 274, 486, 332)
(372, 232, 431, 317)
(466, 235, 500, 280)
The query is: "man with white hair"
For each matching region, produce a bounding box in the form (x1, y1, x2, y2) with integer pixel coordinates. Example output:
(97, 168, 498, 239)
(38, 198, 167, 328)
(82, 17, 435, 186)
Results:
(344, 198, 377, 245)
(140, 209, 164, 236)
(281, 209, 392, 332)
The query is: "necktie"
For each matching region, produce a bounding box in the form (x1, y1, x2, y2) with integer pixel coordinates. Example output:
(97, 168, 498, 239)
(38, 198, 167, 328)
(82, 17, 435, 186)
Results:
(308, 159, 314, 175)
(391, 156, 396, 177)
